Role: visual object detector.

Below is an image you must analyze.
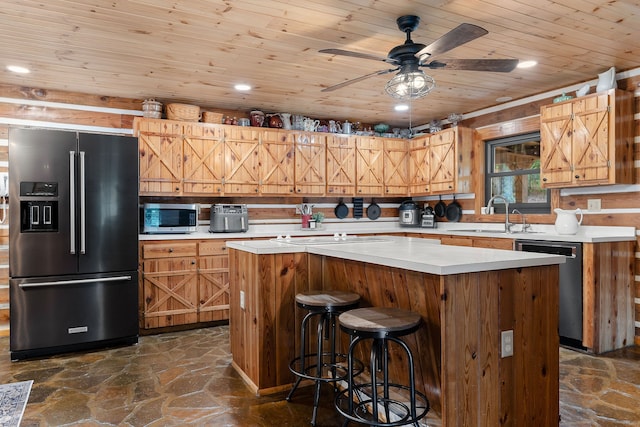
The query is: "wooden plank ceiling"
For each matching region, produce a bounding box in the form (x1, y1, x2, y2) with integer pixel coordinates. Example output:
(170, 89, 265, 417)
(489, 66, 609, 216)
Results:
(1, 0, 638, 127)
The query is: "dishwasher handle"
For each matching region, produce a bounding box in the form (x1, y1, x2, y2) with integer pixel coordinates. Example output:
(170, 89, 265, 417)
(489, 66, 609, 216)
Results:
(514, 241, 578, 258)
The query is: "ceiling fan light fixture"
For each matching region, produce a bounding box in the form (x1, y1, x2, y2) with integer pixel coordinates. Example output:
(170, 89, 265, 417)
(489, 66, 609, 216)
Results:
(385, 70, 435, 100)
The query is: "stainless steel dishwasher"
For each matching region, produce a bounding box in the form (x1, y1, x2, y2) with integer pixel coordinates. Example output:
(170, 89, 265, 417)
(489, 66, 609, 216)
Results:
(514, 239, 584, 349)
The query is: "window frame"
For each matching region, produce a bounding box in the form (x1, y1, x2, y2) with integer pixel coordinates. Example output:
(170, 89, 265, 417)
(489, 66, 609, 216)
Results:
(485, 132, 550, 214)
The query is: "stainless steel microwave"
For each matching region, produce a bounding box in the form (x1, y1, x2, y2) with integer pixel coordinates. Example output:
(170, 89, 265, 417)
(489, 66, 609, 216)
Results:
(142, 203, 198, 234)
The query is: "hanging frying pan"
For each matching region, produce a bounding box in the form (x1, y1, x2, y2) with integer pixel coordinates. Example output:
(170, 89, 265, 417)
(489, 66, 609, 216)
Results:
(434, 195, 447, 218)
(445, 195, 463, 222)
(335, 198, 349, 219)
(367, 199, 381, 220)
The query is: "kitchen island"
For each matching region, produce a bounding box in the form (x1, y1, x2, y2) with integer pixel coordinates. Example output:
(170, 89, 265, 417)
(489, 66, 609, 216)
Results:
(227, 236, 566, 427)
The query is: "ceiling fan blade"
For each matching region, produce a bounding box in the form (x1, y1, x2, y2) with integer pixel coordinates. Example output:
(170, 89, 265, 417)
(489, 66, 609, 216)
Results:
(321, 68, 399, 92)
(416, 23, 488, 59)
(319, 48, 397, 64)
(424, 58, 519, 72)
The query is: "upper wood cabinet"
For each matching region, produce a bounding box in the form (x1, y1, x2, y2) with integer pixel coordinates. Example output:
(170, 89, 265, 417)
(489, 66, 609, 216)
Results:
(136, 118, 183, 195)
(429, 127, 475, 195)
(223, 126, 260, 195)
(326, 134, 356, 196)
(259, 129, 295, 195)
(182, 123, 224, 195)
(408, 135, 430, 196)
(383, 138, 409, 196)
(355, 136, 384, 196)
(135, 118, 474, 197)
(540, 89, 634, 188)
(295, 132, 326, 195)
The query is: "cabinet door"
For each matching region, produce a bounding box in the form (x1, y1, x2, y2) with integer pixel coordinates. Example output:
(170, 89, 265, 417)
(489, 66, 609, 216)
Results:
(136, 118, 183, 195)
(260, 129, 295, 195)
(540, 102, 575, 187)
(408, 135, 430, 195)
(142, 257, 198, 328)
(429, 129, 457, 194)
(224, 126, 260, 194)
(295, 132, 326, 195)
(355, 136, 384, 196)
(326, 135, 356, 195)
(383, 138, 409, 196)
(571, 92, 612, 185)
(198, 255, 230, 322)
(182, 123, 224, 195)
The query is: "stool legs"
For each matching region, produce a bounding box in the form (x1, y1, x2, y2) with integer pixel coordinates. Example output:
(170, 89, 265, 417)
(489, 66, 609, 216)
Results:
(336, 335, 429, 426)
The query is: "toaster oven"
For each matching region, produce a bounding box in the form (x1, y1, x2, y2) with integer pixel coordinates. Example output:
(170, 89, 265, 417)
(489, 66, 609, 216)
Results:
(209, 204, 249, 233)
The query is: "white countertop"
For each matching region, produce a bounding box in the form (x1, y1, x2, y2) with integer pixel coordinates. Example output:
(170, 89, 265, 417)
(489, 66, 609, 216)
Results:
(226, 235, 566, 276)
(139, 221, 636, 243)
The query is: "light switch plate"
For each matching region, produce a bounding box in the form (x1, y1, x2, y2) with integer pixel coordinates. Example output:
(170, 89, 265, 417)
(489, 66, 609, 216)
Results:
(501, 330, 514, 358)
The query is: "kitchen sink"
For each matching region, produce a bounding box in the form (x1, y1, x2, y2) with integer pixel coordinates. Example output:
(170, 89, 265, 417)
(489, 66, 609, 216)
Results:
(448, 229, 545, 235)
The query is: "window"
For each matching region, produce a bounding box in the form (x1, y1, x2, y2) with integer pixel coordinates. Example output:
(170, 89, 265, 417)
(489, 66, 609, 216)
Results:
(485, 132, 550, 214)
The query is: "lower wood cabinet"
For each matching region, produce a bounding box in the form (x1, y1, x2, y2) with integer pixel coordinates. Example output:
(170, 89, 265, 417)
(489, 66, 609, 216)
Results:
(139, 239, 230, 329)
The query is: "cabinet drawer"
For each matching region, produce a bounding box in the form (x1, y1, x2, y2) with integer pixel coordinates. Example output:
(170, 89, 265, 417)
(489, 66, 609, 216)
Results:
(199, 240, 228, 256)
(142, 242, 197, 259)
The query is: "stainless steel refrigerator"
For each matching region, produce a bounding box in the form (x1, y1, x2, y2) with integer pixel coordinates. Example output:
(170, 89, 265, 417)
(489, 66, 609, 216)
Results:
(9, 128, 139, 360)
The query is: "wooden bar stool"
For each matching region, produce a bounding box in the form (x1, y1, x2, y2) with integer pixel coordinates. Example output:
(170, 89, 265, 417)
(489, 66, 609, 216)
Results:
(286, 290, 363, 426)
(335, 307, 430, 427)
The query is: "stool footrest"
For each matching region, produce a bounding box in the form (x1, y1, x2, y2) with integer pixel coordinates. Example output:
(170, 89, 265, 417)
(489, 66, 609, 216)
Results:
(335, 383, 429, 426)
(289, 352, 363, 382)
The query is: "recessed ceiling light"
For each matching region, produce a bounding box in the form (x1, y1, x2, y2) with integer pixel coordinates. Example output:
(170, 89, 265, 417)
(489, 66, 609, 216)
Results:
(394, 104, 409, 111)
(7, 65, 30, 74)
(234, 83, 251, 91)
(517, 60, 537, 69)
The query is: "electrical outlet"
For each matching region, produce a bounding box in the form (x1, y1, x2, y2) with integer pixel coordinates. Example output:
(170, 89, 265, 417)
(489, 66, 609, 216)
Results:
(501, 330, 514, 358)
(240, 290, 245, 310)
(587, 199, 601, 212)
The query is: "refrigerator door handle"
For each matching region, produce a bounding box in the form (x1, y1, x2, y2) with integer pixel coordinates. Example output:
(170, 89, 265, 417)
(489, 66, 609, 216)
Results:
(79, 151, 86, 254)
(69, 151, 76, 254)
(18, 275, 133, 288)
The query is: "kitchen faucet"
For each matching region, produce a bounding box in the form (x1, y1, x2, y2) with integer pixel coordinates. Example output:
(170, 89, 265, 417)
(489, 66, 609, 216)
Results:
(486, 195, 513, 233)
(511, 208, 530, 233)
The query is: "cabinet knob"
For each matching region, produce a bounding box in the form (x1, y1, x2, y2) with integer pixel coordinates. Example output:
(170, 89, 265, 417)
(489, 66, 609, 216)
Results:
(542, 177, 547, 182)
(575, 175, 580, 179)
(222, 246, 226, 251)
(168, 248, 173, 253)
(191, 260, 196, 265)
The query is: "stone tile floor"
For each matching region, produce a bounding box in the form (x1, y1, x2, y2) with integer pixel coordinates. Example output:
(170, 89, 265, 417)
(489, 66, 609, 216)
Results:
(0, 326, 637, 426)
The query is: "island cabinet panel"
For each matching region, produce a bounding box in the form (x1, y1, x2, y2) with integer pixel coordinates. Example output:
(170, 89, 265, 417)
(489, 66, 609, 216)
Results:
(229, 248, 560, 426)
(229, 249, 311, 394)
(582, 241, 635, 353)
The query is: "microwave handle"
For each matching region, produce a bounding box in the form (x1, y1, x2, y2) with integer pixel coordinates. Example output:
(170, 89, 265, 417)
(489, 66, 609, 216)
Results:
(241, 217, 245, 230)
(224, 217, 229, 231)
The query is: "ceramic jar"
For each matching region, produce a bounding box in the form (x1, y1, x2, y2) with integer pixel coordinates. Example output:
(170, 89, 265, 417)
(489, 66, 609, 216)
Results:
(249, 110, 265, 127)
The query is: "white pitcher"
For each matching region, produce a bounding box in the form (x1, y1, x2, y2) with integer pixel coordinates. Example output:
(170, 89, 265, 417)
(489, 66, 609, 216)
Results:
(280, 113, 292, 130)
(554, 208, 583, 235)
(303, 118, 319, 132)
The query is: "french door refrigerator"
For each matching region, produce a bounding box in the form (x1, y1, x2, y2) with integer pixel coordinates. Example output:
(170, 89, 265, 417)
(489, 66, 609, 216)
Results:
(9, 128, 139, 360)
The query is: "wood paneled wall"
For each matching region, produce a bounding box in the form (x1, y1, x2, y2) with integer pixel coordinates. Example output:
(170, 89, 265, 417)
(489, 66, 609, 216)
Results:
(0, 78, 638, 342)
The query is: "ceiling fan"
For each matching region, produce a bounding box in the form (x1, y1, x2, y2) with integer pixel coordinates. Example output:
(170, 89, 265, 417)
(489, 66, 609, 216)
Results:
(319, 15, 519, 99)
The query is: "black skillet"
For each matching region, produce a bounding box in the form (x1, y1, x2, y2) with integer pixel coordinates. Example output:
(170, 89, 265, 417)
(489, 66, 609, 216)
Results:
(335, 198, 349, 219)
(434, 195, 447, 218)
(445, 195, 463, 222)
(366, 199, 381, 220)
